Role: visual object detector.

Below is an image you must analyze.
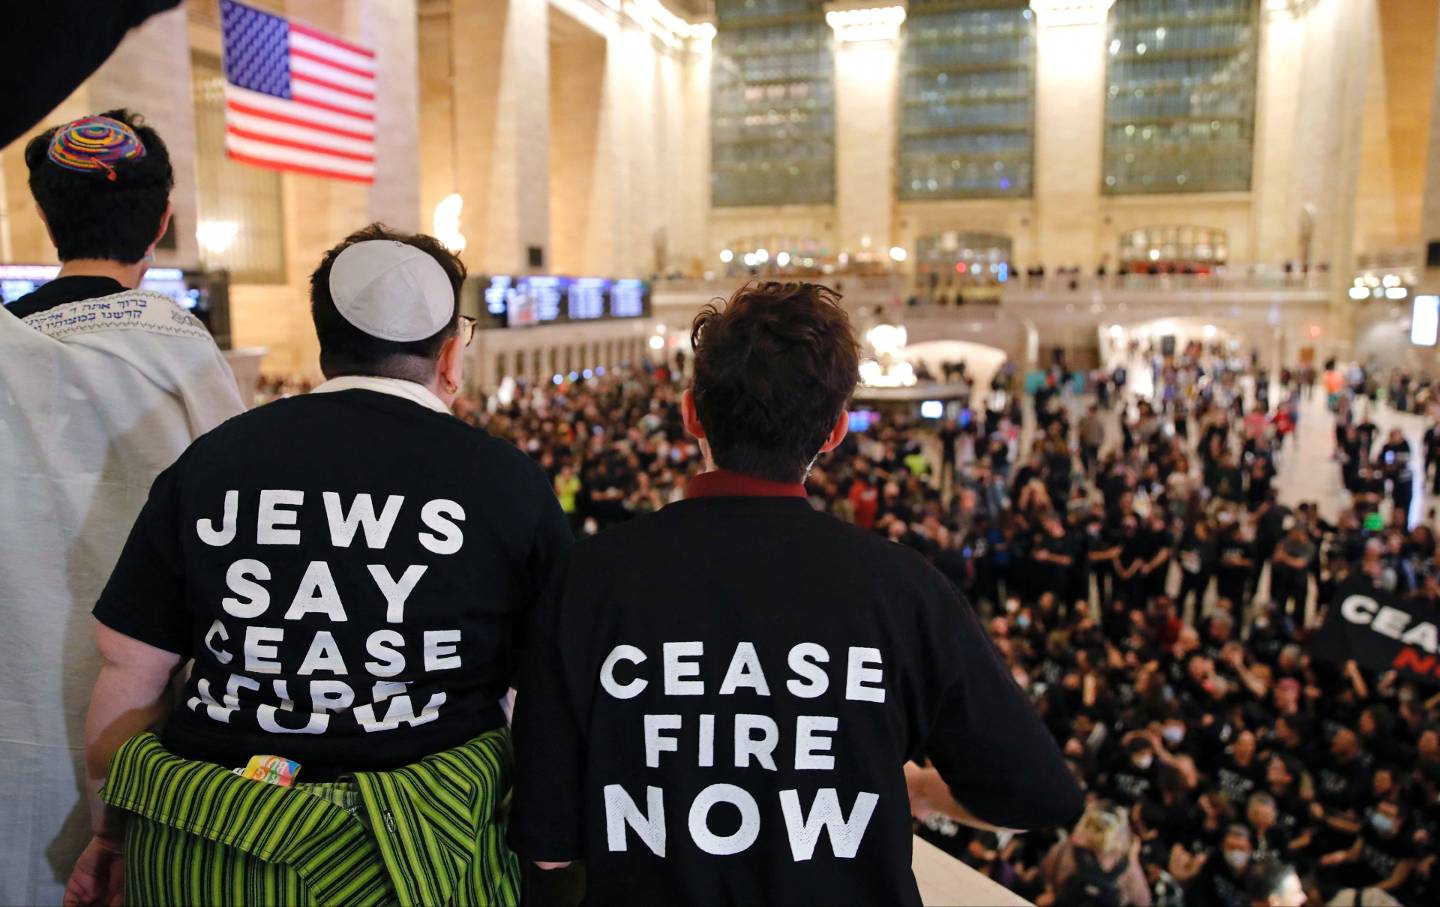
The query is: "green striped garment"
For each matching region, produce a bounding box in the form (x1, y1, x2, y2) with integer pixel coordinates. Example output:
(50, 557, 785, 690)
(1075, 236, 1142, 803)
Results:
(102, 729, 520, 906)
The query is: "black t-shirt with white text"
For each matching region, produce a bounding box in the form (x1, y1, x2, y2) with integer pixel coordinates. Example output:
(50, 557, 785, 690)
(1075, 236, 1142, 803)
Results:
(94, 389, 571, 779)
(509, 492, 1082, 905)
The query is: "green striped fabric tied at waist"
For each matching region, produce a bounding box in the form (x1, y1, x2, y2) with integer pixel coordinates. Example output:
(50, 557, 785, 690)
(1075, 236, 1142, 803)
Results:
(102, 729, 520, 907)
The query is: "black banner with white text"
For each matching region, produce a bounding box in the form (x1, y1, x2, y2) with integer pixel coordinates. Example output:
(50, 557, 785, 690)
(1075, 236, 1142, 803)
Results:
(1309, 579, 1440, 684)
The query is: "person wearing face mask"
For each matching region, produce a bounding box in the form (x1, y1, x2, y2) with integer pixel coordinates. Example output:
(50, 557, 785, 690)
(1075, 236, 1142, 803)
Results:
(1102, 737, 1162, 809)
(1319, 800, 1416, 897)
(1191, 824, 1255, 907)
(1158, 715, 1194, 760)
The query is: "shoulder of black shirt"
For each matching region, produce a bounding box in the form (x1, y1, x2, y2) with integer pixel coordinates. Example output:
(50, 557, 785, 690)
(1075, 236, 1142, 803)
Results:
(4, 275, 127, 319)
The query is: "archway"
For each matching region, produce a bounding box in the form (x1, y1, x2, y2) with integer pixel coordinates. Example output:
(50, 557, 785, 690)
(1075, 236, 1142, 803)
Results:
(719, 234, 831, 276)
(1117, 225, 1228, 275)
(913, 232, 1012, 304)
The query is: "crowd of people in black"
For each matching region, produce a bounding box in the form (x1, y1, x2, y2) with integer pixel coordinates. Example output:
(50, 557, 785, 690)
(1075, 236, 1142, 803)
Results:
(436, 344, 1440, 906)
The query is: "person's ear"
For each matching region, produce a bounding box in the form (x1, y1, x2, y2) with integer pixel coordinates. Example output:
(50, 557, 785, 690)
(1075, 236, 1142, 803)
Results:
(682, 387, 706, 440)
(148, 201, 173, 258)
(435, 333, 464, 404)
(818, 408, 849, 454)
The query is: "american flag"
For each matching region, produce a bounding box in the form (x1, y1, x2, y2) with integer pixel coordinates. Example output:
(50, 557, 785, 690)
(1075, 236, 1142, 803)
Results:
(220, 0, 376, 183)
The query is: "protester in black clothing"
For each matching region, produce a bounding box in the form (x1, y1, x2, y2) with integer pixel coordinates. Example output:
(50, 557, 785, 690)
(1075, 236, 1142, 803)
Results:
(1209, 451, 1245, 504)
(1425, 423, 1440, 495)
(1270, 528, 1315, 622)
(1032, 511, 1076, 604)
(418, 345, 1440, 906)
(1184, 824, 1255, 907)
(71, 225, 570, 905)
(1215, 520, 1255, 608)
(509, 283, 1081, 906)
(1379, 428, 1414, 522)
(1177, 519, 1217, 616)
(1356, 415, 1379, 458)
(1319, 799, 1417, 897)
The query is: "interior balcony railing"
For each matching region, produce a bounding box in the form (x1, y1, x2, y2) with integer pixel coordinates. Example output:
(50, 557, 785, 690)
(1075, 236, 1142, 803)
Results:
(1003, 265, 1330, 297)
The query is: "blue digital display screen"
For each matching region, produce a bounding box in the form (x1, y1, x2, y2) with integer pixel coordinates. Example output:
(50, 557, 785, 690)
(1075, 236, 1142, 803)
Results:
(484, 274, 648, 328)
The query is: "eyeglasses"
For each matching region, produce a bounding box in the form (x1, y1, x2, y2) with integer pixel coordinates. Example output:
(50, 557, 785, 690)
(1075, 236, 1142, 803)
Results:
(459, 315, 477, 348)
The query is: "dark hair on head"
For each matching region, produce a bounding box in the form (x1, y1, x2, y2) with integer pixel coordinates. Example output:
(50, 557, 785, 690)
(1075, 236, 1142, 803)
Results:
(25, 109, 174, 263)
(309, 223, 465, 382)
(690, 281, 860, 483)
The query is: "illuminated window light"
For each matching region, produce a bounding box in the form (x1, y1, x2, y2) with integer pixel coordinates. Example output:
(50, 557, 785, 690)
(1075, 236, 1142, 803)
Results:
(825, 5, 907, 43)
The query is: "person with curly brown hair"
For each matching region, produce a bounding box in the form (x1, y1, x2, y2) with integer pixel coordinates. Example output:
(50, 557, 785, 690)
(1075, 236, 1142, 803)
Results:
(509, 281, 1081, 905)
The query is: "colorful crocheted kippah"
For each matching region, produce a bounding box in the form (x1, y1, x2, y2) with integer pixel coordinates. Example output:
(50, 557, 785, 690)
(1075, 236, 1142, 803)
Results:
(46, 116, 147, 181)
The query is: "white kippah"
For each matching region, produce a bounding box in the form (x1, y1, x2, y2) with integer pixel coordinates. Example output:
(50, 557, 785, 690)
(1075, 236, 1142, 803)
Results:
(328, 239, 455, 342)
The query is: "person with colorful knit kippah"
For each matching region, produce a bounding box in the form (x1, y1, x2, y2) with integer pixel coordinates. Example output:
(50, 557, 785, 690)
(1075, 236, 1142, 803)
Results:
(0, 110, 244, 906)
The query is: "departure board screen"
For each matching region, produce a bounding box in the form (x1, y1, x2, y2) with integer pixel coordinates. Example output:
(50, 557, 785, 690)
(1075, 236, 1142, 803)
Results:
(481, 274, 649, 328)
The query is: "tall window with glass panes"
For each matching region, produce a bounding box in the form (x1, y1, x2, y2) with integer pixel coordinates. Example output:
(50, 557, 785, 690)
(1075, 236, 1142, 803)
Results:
(710, 0, 834, 207)
(1102, 0, 1259, 194)
(897, 0, 1035, 200)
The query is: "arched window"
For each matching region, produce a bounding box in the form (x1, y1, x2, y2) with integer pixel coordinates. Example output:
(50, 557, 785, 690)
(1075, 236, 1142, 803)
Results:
(721, 234, 829, 274)
(914, 232, 1013, 292)
(1118, 225, 1228, 273)
(898, 1, 1035, 199)
(1102, 0, 1258, 194)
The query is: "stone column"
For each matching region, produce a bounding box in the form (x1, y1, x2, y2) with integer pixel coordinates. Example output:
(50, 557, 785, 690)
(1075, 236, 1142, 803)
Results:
(1250, 3, 1303, 266)
(827, 3, 903, 257)
(548, 18, 607, 275)
(674, 30, 713, 272)
(363, 0, 421, 232)
(1030, 0, 1113, 270)
(1420, 7, 1440, 296)
(450, 0, 549, 274)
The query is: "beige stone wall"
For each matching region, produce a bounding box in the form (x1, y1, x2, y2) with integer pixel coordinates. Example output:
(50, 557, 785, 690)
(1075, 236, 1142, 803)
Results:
(1250, 6, 1303, 266)
(1420, 7, 1440, 295)
(418, 0, 457, 241)
(418, 0, 713, 278)
(674, 36, 712, 274)
(1353, 0, 1438, 258)
(469, 316, 655, 392)
(364, 0, 422, 232)
(0, 7, 200, 269)
(446, 0, 551, 275)
(709, 205, 839, 261)
(548, 12, 606, 274)
(1032, 9, 1108, 270)
(896, 199, 1038, 267)
(834, 37, 899, 255)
